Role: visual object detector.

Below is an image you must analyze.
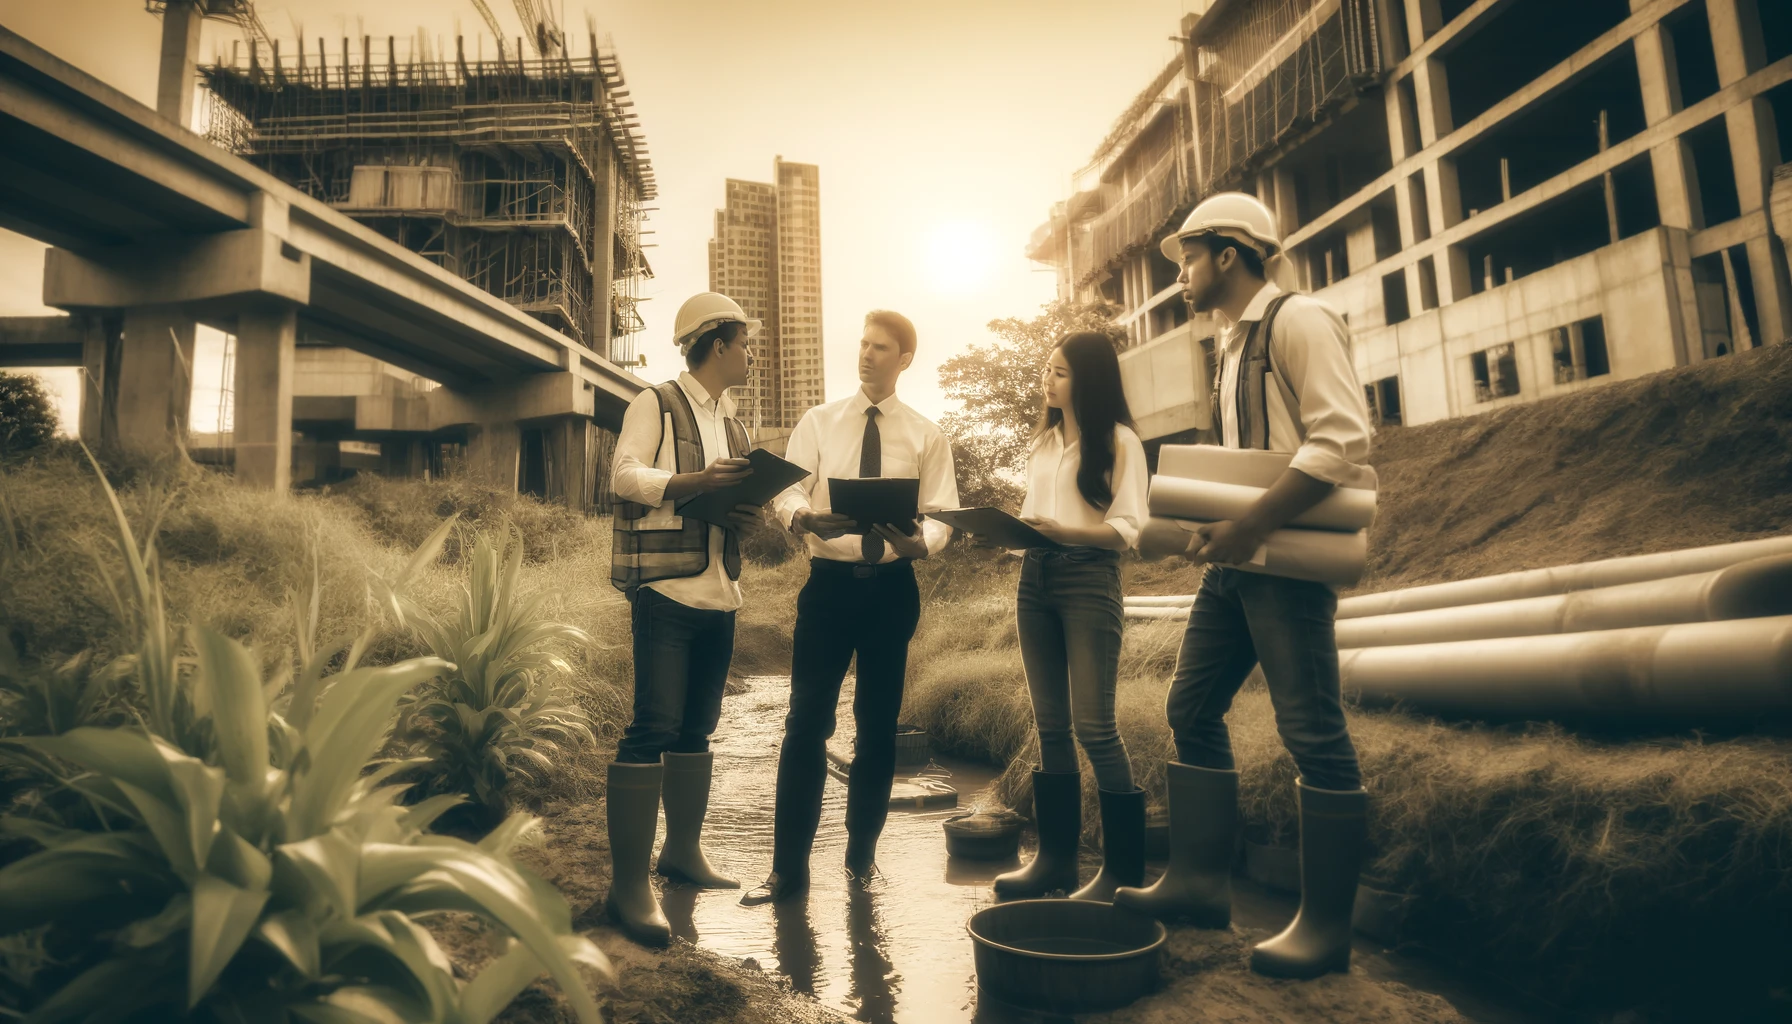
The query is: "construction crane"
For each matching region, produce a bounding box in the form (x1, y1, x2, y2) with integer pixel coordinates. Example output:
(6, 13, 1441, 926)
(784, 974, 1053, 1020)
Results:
(145, 1, 273, 63)
(465, 0, 509, 60)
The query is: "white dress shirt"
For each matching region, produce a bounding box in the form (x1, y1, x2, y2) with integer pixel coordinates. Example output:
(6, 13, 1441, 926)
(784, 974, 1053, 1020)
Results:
(611, 372, 743, 612)
(1215, 282, 1378, 491)
(773, 388, 960, 562)
(1019, 422, 1150, 550)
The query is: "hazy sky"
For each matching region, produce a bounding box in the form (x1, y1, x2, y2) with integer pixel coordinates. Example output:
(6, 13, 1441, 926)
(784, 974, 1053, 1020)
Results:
(0, 0, 1189, 429)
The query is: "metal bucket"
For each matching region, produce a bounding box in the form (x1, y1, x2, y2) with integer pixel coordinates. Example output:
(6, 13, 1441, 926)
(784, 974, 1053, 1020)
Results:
(967, 899, 1166, 1014)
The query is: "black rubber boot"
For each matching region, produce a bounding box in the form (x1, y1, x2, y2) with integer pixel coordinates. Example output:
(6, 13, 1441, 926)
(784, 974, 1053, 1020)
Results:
(1071, 787, 1146, 902)
(1250, 780, 1368, 979)
(656, 751, 739, 889)
(603, 761, 671, 947)
(1113, 763, 1236, 927)
(993, 769, 1081, 898)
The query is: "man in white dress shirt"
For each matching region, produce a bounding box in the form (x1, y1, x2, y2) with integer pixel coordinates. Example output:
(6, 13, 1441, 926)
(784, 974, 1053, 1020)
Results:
(605, 292, 765, 946)
(1112, 193, 1374, 979)
(741, 309, 960, 906)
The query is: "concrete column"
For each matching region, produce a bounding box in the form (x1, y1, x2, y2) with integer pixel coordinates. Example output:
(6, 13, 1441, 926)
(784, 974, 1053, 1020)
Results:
(1633, 20, 1700, 231)
(115, 306, 196, 457)
(1724, 98, 1792, 344)
(1410, 59, 1454, 147)
(1403, 0, 1441, 50)
(1435, 246, 1475, 305)
(547, 416, 593, 513)
(232, 306, 296, 491)
(155, 0, 204, 128)
(1272, 167, 1300, 240)
(590, 144, 617, 360)
(77, 315, 120, 445)
(1422, 160, 1466, 233)
(1706, 0, 1765, 86)
(466, 421, 520, 491)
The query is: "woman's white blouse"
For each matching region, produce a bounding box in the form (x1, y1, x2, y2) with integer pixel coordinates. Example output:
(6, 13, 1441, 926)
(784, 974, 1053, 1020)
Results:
(1019, 422, 1150, 550)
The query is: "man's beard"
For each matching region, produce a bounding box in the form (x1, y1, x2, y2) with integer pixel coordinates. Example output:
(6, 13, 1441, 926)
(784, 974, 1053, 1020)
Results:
(1184, 280, 1221, 314)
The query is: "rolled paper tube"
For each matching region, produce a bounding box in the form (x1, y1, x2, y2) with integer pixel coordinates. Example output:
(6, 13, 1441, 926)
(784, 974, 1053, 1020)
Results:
(1137, 517, 1367, 586)
(1156, 445, 1293, 489)
(1148, 476, 1375, 532)
(1335, 554, 1792, 649)
(1336, 534, 1792, 620)
(1125, 595, 1197, 607)
(1125, 605, 1193, 621)
(1340, 614, 1792, 721)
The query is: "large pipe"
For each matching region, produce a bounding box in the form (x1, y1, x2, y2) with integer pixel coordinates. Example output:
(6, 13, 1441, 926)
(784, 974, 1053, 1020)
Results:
(1335, 555, 1792, 648)
(1139, 517, 1367, 586)
(1125, 606, 1192, 620)
(1148, 476, 1375, 532)
(1341, 615, 1792, 720)
(1336, 535, 1792, 620)
(1125, 595, 1196, 607)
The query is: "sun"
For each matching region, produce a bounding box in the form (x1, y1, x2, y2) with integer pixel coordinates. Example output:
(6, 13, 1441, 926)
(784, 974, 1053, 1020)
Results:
(923, 220, 998, 296)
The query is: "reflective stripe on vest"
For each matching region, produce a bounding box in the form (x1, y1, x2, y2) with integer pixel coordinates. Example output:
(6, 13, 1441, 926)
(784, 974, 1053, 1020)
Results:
(610, 381, 750, 595)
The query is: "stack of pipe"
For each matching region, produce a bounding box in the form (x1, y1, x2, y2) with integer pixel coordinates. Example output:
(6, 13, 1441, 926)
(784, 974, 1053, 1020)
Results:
(1138, 445, 1375, 585)
(1123, 535, 1792, 722)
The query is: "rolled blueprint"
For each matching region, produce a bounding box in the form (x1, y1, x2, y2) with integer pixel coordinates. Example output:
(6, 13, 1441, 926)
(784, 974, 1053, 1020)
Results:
(1138, 517, 1367, 586)
(1156, 445, 1293, 489)
(1148, 476, 1375, 532)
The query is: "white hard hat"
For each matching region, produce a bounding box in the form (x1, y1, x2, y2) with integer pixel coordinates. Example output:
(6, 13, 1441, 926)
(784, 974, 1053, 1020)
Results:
(672, 292, 761, 353)
(1160, 192, 1283, 264)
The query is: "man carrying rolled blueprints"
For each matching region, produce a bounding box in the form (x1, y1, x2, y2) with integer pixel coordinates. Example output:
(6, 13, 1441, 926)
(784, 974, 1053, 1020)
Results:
(1113, 193, 1378, 981)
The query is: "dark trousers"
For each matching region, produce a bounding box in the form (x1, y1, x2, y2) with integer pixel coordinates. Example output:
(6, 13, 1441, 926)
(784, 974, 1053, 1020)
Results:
(771, 558, 922, 874)
(1165, 566, 1362, 792)
(614, 587, 736, 765)
(1016, 547, 1134, 792)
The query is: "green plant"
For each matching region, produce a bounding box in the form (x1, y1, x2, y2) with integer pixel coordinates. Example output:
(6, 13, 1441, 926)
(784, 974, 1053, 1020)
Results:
(0, 454, 612, 1023)
(395, 526, 595, 830)
(0, 372, 58, 456)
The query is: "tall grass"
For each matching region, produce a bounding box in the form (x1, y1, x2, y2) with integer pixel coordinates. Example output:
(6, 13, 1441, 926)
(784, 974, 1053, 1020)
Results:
(0, 450, 613, 1022)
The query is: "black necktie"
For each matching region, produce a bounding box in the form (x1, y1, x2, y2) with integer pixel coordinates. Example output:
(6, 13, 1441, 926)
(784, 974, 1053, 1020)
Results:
(860, 406, 883, 564)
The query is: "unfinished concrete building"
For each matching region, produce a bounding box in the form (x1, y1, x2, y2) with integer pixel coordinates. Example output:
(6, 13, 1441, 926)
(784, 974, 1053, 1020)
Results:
(1029, 0, 1792, 441)
(194, 32, 656, 499)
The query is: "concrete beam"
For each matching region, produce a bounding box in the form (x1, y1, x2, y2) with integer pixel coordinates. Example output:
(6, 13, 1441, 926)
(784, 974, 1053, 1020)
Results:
(44, 228, 311, 312)
(426, 371, 593, 429)
(1707, 0, 1765, 87)
(0, 315, 84, 366)
(233, 305, 295, 491)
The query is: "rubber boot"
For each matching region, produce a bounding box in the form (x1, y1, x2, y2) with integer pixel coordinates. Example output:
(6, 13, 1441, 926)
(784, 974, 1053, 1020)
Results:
(603, 762, 671, 947)
(1113, 763, 1236, 927)
(655, 751, 739, 889)
(1070, 787, 1146, 902)
(993, 769, 1081, 898)
(1250, 780, 1367, 979)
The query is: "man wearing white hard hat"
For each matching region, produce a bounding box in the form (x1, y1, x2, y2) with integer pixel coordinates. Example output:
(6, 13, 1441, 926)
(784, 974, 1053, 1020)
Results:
(603, 291, 765, 946)
(1112, 193, 1377, 981)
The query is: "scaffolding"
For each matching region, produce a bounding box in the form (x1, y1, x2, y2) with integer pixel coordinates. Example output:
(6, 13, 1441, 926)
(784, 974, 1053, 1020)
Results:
(198, 33, 655, 361)
(1191, 0, 1386, 196)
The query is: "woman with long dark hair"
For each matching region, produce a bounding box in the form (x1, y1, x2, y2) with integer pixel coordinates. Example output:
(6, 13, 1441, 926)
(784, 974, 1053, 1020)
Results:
(994, 331, 1150, 902)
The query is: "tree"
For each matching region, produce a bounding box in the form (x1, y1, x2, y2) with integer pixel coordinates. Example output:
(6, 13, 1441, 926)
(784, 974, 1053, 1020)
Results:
(0, 371, 58, 455)
(938, 300, 1124, 488)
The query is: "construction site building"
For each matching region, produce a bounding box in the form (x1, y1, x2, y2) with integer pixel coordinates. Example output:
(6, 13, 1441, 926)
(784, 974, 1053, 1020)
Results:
(195, 33, 656, 501)
(708, 158, 825, 445)
(1028, 0, 1792, 446)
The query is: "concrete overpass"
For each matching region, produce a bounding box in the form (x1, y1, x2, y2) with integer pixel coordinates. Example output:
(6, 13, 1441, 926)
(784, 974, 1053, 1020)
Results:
(0, 17, 646, 501)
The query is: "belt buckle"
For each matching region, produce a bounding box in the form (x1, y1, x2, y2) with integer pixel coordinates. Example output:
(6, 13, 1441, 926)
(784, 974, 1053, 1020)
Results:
(852, 564, 875, 579)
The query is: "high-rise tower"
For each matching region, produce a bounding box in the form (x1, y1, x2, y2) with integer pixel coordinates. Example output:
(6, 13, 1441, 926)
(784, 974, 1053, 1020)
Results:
(708, 159, 824, 434)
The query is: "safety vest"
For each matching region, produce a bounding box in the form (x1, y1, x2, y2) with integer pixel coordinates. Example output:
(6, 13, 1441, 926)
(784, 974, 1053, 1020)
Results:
(610, 381, 750, 596)
(1215, 293, 1306, 451)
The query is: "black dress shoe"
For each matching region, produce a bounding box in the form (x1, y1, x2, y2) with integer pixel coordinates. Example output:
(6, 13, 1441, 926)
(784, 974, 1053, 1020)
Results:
(740, 871, 809, 907)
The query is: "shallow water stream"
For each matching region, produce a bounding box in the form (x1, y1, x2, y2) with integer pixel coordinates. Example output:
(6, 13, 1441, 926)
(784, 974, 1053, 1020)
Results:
(657, 674, 1006, 1023)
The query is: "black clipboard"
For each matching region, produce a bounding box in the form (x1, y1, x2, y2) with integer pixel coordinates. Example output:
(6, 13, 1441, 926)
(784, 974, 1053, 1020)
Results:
(827, 477, 921, 534)
(926, 507, 1065, 550)
(678, 449, 812, 526)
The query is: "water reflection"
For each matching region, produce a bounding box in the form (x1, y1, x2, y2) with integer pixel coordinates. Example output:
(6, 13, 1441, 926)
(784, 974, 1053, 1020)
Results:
(668, 675, 1004, 1023)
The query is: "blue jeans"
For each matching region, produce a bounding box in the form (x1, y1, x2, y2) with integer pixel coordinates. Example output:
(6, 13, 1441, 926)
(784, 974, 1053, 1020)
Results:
(615, 587, 735, 764)
(1016, 547, 1134, 793)
(1165, 566, 1361, 792)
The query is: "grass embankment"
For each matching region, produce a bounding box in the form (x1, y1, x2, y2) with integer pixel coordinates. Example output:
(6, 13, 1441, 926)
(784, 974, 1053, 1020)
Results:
(902, 344, 1792, 1021)
(0, 448, 837, 1024)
